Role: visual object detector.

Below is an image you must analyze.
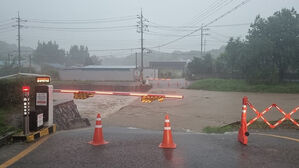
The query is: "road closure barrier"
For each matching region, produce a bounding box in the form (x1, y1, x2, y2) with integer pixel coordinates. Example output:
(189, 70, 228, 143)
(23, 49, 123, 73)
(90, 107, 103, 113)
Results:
(89, 113, 108, 146)
(238, 96, 299, 145)
(159, 114, 176, 149)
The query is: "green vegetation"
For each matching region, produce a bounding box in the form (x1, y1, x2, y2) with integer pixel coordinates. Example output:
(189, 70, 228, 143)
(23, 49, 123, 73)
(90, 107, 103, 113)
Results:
(203, 125, 236, 133)
(188, 79, 299, 93)
(187, 8, 299, 84)
(33, 42, 100, 66)
(0, 76, 37, 136)
(0, 107, 18, 136)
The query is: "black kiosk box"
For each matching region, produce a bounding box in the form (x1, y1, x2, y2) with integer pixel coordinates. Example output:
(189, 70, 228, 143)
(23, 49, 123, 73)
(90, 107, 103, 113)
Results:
(29, 110, 44, 132)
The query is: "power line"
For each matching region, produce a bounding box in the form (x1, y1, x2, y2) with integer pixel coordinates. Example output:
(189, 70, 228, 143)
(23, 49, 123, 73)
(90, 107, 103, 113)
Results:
(0, 19, 12, 24)
(208, 23, 250, 27)
(26, 15, 136, 22)
(148, 0, 251, 49)
(0, 26, 14, 31)
(0, 21, 15, 27)
(89, 48, 140, 52)
(205, 0, 251, 27)
(189, 0, 237, 26)
(0, 29, 15, 34)
(144, 31, 201, 37)
(188, 0, 224, 25)
(209, 30, 231, 38)
(26, 17, 136, 24)
(147, 23, 251, 34)
(208, 35, 229, 43)
(26, 25, 136, 30)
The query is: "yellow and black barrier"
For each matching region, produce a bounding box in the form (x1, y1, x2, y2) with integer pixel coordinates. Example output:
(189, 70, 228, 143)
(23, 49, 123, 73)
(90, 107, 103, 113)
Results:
(12, 124, 56, 142)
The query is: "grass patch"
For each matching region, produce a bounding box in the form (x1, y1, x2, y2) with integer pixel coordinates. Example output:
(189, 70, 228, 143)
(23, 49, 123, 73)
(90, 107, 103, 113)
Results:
(203, 120, 299, 133)
(188, 79, 299, 93)
(0, 107, 18, 136)
(203, 125, 237, 133)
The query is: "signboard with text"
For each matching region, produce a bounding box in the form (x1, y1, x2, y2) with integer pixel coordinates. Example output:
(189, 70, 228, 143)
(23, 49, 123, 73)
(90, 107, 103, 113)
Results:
(36, 93, 47, 106)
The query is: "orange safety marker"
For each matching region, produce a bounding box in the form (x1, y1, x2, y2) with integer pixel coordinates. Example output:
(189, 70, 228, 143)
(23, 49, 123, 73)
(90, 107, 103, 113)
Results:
(238, 96, 299, 145)
(89, 113, 109, 146)
(159, 114, 176, 149)
(238, 96, 249, 145)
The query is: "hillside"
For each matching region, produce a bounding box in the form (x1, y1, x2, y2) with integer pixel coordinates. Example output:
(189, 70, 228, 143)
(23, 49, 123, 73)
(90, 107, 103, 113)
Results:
(100, 45, 225, 66)
(0, 41, 33, 62)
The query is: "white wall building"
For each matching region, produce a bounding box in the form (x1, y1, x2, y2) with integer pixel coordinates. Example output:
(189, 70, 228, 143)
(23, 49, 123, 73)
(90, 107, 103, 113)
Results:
(59, 65, 139, 81)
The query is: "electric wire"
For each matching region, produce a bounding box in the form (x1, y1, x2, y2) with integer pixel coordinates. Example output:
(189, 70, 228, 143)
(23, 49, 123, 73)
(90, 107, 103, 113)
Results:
(148, 0, 251, 49)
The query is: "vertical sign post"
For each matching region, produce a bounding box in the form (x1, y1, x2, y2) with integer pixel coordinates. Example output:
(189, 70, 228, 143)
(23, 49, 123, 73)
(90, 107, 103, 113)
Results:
(22, 86, 30, 135)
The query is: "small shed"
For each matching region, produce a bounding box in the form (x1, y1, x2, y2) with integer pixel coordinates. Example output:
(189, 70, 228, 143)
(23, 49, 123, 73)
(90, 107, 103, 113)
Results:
(149, 61, 186, 78)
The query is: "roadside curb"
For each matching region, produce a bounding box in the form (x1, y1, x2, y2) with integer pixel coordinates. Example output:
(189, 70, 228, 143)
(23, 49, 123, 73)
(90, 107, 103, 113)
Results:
(0, 131, 15, 147)
(12, 124, 56, 142)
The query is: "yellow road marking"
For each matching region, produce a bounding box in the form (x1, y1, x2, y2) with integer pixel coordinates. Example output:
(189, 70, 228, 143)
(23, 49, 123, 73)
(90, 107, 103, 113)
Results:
(253, 133, 299, 143)
(0, 136, 49, 168)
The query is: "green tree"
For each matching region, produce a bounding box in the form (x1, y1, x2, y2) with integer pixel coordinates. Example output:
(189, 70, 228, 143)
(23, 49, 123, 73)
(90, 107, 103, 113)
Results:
(220, 38, 245, 78)
(32, 41, 65, 64)
(245, 8, 299, 83)
(68, 45, 91, 66)
(217, 8, 299, 83)
(187, 53, 215, 76)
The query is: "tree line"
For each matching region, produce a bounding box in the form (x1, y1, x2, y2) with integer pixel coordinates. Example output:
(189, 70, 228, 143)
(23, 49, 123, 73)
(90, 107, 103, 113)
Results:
(33, 41, 102, 66)
(188, 8, 299, 84)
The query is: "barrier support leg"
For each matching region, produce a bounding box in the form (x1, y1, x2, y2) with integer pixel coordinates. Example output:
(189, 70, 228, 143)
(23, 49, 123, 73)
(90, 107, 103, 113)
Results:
(238, 96, 249, 145)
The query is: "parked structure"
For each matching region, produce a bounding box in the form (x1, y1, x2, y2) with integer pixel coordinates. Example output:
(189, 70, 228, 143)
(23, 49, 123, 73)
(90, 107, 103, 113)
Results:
(149, 61, 186, 78)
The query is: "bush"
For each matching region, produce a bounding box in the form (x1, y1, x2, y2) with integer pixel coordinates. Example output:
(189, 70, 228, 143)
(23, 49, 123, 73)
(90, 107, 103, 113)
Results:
(0, 76, 37, 107)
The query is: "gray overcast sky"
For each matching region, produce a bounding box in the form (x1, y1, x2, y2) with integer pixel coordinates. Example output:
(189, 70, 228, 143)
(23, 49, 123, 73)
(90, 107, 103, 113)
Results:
(0, 0, 298, 56)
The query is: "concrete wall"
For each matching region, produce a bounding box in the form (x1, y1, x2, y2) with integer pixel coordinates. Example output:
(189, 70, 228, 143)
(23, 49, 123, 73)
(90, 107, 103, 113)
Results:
(59, 69, 135, 81)
(53, 100, 90, 130)
(143, 69, 158, 79)
(159, 69, 184, 78)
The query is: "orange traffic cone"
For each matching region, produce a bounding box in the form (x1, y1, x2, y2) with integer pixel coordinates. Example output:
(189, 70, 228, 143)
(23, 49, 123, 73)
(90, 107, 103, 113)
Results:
(89, 113, 109, 146)
(159, 114, 176, 149)
(238, 97, 249, 145)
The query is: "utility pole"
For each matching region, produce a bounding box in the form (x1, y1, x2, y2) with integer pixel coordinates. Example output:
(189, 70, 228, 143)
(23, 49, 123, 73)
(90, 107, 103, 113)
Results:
(7, 53, 11, 65)
(204, 37, 207, 54)
(201, 25, 203, 56)
(13, 12, 26, 72)
(17, 12, 21, 71)
(140, 9, 144, 84)
(137, 9, 148, 84)
(29, 55, 32, 73)
(200, 24, 209, 56)
(135, 52, 137, 69)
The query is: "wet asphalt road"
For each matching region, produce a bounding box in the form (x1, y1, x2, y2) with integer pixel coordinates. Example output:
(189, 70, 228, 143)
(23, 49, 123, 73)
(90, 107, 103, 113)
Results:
(4, 127, 299, 168)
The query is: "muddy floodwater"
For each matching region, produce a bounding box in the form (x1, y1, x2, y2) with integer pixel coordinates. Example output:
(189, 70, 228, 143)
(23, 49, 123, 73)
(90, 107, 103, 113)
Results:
(54, 89, 299, 132)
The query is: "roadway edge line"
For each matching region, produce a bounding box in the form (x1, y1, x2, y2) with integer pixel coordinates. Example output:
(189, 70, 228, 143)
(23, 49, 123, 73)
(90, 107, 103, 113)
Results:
(252, 133, 299, 143)
(0, 136, 50, 168)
